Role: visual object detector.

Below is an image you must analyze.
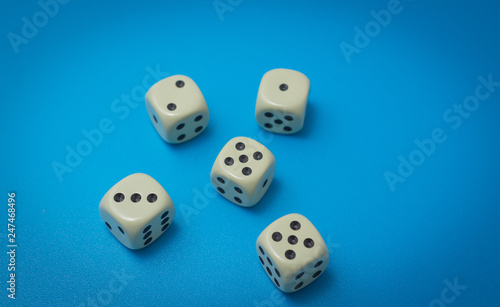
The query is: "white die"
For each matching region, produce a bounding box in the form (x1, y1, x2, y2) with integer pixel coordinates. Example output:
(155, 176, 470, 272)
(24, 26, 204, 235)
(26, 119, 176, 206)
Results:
(145, 75, 209, 144)
(210, 137, 276, 207)
(255, 69, 310, 134)
(256, 214, 329, 292)
(99, 173, 175, 250)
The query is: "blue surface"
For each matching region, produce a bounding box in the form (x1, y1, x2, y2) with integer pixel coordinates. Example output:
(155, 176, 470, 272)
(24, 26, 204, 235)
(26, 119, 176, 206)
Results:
(1, 0, 500, 306)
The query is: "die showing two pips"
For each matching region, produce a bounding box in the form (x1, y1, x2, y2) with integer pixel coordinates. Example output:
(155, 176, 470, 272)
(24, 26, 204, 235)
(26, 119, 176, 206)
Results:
(145, 75, 209, 144)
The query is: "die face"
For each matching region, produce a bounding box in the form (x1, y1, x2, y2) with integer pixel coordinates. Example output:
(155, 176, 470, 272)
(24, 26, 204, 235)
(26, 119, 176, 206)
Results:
(256, 214, 329, 292)
(165, 109, 209, 144)
(256, 109, 302, 135)
(210, 137, 276, 207)
(145, 75, 209, 144)
(99, 173, 175, 249)
(256, 69, 310, 134)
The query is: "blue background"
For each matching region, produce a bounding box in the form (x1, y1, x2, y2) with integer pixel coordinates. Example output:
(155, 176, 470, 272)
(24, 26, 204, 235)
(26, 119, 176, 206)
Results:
(1, 0, 499, 306)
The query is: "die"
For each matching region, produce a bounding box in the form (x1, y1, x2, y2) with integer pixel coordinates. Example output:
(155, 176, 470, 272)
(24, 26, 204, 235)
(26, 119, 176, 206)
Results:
(255, 68, 310, 134)
(98, 173, 175, 249)
(256, 213, 329, 292)
(145, 75, 209, 144)
(210, 137, 276, 207)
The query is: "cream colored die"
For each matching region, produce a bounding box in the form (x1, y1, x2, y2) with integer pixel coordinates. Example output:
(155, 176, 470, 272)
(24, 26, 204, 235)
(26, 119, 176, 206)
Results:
(210, 137, 276, 207)
(255, 69, 310, 134)
(99, 173, 175, 250)
(145, 75, 209, 144)
(256, 214, 329, 293)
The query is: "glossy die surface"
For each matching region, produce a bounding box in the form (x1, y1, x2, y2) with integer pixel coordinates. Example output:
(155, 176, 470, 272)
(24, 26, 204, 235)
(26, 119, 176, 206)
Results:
(99, 173, 175, 249)
(210, 137, 276, 207)
(256, 213, 329, 292)
(145, 75, 209, 144)
(255, 69, 310, 134)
